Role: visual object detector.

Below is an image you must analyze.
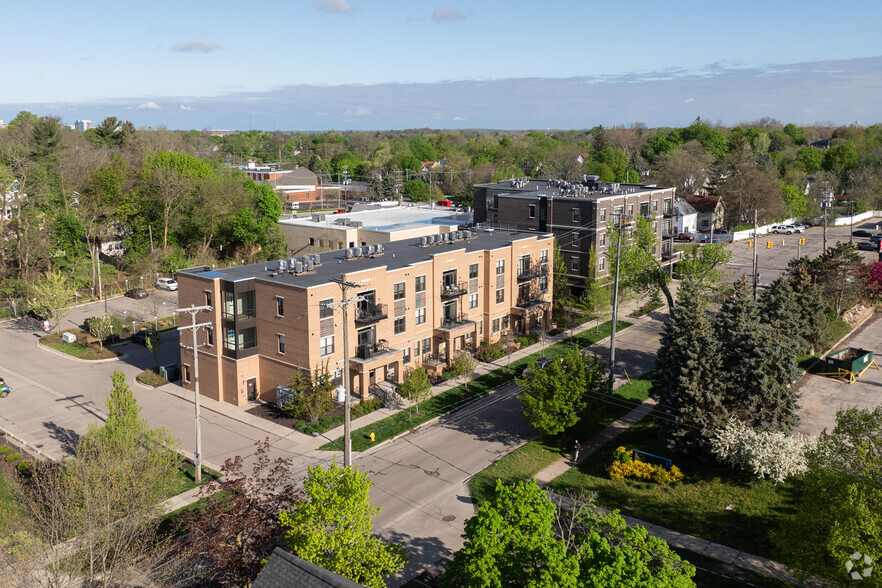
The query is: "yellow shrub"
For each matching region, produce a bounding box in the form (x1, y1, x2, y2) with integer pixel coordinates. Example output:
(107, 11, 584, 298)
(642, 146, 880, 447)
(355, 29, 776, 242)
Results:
(607, 450, 684, 486)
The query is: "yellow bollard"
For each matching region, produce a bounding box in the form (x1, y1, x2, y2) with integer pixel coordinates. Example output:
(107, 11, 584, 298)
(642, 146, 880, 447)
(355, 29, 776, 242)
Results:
(370, 432, 375, 442)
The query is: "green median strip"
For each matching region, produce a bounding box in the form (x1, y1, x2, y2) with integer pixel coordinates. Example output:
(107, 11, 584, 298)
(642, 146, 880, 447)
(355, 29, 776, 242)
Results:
(320, 320, 632, 452)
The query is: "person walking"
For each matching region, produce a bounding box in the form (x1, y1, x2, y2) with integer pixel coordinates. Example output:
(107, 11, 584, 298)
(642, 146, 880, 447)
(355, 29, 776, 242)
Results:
(572, 440, 581, 463)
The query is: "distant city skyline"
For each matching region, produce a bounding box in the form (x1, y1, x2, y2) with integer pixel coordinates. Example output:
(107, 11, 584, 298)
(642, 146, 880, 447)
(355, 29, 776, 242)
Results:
(3, 1, 881, 130)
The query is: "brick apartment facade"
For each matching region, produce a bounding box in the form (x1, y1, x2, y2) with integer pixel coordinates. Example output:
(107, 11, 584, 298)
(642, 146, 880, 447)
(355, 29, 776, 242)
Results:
(473, 178, 676, 296)
(176, 230, 554, 406)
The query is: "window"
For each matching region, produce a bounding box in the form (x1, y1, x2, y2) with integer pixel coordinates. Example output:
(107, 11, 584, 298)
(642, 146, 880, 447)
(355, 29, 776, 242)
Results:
(540, 249, 548, 264)
(502, 315, 509, 331)
(572, 233, 579, 246)
(492, 318, 500, 333)
(276, 297, 284, 317)
(415, 275, 426, 292)
(223, 291, 256, 318)
(223, 292, 235, 319)
(357, 326, 375, 347)
(394, 316, 406, 334)
(469, 293, 478, 309)
(309, 237, 315, 246)
(204, 290, 212, 307)
(206, 326, 214, 346)
(496, 259, 505, 275)
(539, 275, 548, 291)
(496, 288, 504, 304)
(528, 204, 536, 218)
(653, 200, 658, 212)
(628, 204, 634, 216)
(415, 307, 426, 325)
(599, 257, 606, 271)
(320, 335, 334, 356)
(702, 219, 709, 228)
(469, 263, 478, 279)
(394, 282, 405, 300)
(571, 257, 579, 271)
(422, 338, 431, 355)
(238, 327, 256, 350)
(319, 298, 334, 319)
(403, 346, 411, 364)
(318, 238, 325, 248)
(277, 333, 285, 354)
(599, 232, 606, 246)
(572, 208, 580, 223)
(183, 364, 191, 383)
(223, 327, 236, 351)
(600, 208, 607, 222)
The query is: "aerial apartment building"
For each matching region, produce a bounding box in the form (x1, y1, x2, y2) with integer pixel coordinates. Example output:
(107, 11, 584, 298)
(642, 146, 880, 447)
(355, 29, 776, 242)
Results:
(473, 177, 676, 296)
(176, 229, 554, 406)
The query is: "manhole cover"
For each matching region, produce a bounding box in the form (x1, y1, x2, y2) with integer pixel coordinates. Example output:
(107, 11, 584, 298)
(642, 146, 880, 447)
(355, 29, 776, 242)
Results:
(442, 515, 456, 522)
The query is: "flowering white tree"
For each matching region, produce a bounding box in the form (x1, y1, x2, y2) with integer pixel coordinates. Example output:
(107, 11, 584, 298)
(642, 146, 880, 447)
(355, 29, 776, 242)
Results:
(711, 420, 817, 484)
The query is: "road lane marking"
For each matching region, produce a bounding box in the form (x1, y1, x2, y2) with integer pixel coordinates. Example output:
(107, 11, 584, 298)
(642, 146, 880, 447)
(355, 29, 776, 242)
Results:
(647, 334, 660, 344)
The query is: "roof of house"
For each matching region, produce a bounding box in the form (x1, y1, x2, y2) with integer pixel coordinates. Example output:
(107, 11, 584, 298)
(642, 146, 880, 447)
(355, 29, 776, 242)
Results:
(269, 167, 318, 187)
(684, 194, 721, 213)
(253, 548, 366, 588)
(674, 199, 698, 216)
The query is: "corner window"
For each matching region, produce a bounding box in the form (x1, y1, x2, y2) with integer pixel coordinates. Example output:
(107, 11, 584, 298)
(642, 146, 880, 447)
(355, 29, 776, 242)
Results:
(238, 327, 256, 350)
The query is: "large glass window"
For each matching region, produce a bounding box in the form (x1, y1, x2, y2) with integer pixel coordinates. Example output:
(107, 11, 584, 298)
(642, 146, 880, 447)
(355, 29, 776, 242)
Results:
(357, 326, 376, 347)
(238, 327, 256, 350)
(223, 292, 235, 319)
(224, 291, 256, 318)
(320, 335, 334, 356)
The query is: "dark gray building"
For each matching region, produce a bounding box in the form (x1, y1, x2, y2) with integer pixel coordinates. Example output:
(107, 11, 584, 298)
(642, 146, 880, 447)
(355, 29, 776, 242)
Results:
(473, 177, 676, 295)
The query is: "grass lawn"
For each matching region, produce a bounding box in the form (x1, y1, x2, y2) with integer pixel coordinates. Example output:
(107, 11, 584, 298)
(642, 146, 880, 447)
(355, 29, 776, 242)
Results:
(42, 337, 121, 360)
(320, 319, 633, 452)
(548, 415, 801, 560)
(0, 470, 14, 507)
(170, 463, 221, 496)
(469, 373, 653, 505)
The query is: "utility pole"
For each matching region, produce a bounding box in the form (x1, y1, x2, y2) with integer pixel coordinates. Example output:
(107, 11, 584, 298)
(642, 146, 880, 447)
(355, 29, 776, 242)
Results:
(97, 256, 107, 314)
(821, 182, 832, 253)
(176, 304, 213, 483)
(609, 215, 628, 395)
(752, 209, 759, 299)
(328, 277, 363, 468)
(849, 200, 854, 244)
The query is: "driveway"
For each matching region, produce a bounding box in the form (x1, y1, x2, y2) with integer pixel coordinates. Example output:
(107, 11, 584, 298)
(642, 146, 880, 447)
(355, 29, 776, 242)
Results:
(60, 289, 179, 332)
(794, 314, 882, 436)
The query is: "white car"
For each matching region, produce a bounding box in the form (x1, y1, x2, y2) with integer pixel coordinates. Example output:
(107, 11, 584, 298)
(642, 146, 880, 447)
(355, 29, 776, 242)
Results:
(770, 224, 800, 235)
(156, 277, 178, 291)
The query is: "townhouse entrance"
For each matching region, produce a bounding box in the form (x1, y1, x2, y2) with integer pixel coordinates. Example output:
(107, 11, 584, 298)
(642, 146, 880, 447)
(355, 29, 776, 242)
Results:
(246, 378, 257, 401)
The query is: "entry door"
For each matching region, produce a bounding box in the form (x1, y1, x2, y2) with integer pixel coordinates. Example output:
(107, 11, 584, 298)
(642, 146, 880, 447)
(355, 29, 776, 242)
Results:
(369, 370, 377, 387)
(246, 378, 257, 401)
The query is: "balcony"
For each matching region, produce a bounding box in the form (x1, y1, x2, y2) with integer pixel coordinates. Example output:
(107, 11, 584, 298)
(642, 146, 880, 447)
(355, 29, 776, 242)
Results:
(354, 302, 388, 325)
(517, 262, 548, 281)
(516, 296, 550, 311)
(354, 340, 394, 361)
(663, 202, 674, 217)
(662, 228, 676, 239)
(422, 352, 447, 368)
(437, 313, 474, 332)
(440, 280, 468, 298)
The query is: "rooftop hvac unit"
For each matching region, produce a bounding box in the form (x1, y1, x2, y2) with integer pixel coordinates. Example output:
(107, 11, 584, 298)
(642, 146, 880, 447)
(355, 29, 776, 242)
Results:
(313, 254, 321, 265)
(420, 236, 428, 246)
(345, 248, 355, 259)
(352, 221, 363, 228)
(367, 245, 376, 255)
(355, 247, 364, 257)
(279, 259, 288, 271)
(306, 259, 315, 271)
(343, 218, 352, 226)
(293, 260, 304, 273)
(376, 243, 384, 253)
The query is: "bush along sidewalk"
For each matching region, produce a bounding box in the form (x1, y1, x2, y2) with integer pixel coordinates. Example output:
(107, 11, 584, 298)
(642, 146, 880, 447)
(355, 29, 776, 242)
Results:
(320, 319, 632, 452)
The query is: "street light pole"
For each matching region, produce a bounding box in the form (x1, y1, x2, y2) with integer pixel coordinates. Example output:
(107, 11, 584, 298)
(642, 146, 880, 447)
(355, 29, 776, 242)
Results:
(176, 304, 212, 483)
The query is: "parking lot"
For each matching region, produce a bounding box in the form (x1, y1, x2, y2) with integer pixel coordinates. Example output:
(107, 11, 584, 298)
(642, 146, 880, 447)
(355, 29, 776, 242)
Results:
(794, 314, 882, 436)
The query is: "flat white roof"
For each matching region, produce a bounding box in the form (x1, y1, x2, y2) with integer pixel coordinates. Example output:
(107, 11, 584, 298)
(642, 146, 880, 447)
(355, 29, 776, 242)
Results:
(279, 205, 468, 234)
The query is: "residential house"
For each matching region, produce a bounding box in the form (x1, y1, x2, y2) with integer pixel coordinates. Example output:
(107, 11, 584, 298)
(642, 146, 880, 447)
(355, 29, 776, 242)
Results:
(673, 199, 699, 234)
(253, 547, 366, 588)
(684, 194, 724, 231)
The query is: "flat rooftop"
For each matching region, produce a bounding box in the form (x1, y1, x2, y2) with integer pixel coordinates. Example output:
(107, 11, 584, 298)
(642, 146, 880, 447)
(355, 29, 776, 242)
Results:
(476, 178, 667, 200)
(279, 205, 468, 233)
(179, 229, 552, 290)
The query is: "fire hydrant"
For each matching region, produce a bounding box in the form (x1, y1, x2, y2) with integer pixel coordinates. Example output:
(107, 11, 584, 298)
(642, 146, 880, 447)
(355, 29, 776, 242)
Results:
(370, 432, 375, 442)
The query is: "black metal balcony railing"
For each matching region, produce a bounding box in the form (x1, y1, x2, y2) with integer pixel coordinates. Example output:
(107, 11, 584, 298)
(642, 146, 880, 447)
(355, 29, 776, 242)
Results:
(517, 295, 549, 309)
(662, 228, 676, 238)
(440, 280, 468, 298)
(422, 352, 446, 366)
(355, 340, 392, 359)
(517, 262, 548, 281)
(663, 205, 674, 217)
(439, 313, 472, 329)
(354, 302, 388, 325)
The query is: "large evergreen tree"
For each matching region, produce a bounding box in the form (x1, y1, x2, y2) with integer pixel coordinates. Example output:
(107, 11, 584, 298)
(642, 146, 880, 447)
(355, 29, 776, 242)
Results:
(788, 265, 829, 352)
(760, 275, 806, 355)
(650, 279, 724, 456)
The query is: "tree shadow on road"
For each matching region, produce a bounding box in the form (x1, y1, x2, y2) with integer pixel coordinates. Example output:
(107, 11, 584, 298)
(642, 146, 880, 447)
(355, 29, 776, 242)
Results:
(435, 390, 532, 447)
(381, 529, 451, 588)
(42, 421, 80, 456)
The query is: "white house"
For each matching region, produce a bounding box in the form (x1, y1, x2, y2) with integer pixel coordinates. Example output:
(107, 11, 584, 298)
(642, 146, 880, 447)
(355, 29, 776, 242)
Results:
(673, 199, 698, 234)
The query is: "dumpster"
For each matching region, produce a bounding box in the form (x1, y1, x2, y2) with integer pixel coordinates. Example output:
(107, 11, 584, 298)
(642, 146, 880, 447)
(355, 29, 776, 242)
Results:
(820, 348, 879, 383)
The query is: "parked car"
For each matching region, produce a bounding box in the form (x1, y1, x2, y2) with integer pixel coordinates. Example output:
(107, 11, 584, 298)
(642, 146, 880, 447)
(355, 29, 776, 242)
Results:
(853, 229, 874, 238)
(131, 329, 153, 345)
(869, 233, 882, 242)
(770, 224, 799, 234)
(0, 378, 10, 397)
(125, 288, 148, 299)
(674, 233, 694, 242)
(791, 223, 809, 231)
(856, 241, 877, 251)
(156, 277, 178, 291)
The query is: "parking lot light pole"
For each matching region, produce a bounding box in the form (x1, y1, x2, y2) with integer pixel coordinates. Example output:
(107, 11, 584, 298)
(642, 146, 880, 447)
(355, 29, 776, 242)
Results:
(176, 304, 213, 483)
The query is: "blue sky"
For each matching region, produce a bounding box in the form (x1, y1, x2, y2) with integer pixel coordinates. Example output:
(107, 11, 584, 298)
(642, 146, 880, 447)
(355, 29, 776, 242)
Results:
(3, 0, 881, 130)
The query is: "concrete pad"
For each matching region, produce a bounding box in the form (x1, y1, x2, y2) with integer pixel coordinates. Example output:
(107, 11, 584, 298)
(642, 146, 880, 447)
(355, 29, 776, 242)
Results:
(672, 534, 712, 553)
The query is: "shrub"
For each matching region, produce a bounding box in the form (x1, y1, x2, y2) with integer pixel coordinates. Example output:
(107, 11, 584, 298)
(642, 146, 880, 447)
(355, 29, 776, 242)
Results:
(608, 447, 683, 485)
(0, 446, 12, 456)
(352, 398, 383, 417)
(475, 340, 505, 362)
(17, 460, 34, 474)
(5, 453, 23, 463)
(710, 419, 817, 484)
(515, 334, 540, 348)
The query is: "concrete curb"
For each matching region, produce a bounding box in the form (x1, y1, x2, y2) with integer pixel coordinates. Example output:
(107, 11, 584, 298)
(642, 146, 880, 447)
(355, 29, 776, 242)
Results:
(35, 337, 128, 363)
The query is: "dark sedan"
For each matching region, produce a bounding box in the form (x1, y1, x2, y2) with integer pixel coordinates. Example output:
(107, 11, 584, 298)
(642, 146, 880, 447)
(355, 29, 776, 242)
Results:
(125, 288, 148, 299)
(853, 230, 874, 238)
(857, 241, 878, 251)
(131, 329, 153, 344)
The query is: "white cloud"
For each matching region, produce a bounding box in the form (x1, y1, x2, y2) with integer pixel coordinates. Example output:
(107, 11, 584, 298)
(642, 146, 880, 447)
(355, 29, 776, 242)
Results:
(432, 6, 466, 22)
(180, 104, 194, 111)
(170, 38, 222, 53)
(453, 116, 465, 121)
(342, 106, 372, 116)
(684, 97, 694, 103)
(138, 101, 161, 110)
(314, 0, 355, 13)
